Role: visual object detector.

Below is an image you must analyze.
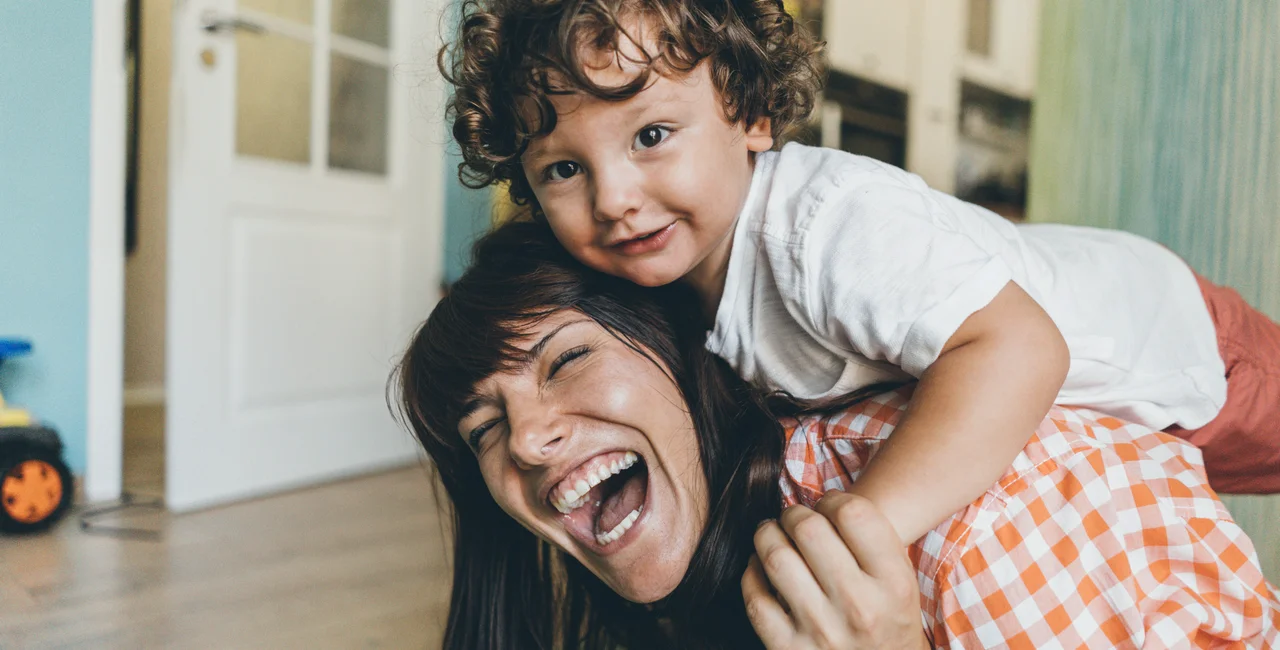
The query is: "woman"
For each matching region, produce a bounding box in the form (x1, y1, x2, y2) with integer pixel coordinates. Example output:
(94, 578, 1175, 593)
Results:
(395, 221, 1279, 649)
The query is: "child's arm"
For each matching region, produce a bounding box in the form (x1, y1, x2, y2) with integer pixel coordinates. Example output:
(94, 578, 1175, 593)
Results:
(849, 280, 1069, 545)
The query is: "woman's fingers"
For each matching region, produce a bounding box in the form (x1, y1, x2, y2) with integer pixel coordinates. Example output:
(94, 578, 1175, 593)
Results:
(814, 491, 915, 583)
(779, 502, 869, 599)
(753, 517, 843, 630)
(741, 555, 795, 648)
(754, 505, 926, 649)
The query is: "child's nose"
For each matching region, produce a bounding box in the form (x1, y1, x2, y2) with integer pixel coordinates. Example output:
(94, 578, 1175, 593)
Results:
(591, 164, 644, 222)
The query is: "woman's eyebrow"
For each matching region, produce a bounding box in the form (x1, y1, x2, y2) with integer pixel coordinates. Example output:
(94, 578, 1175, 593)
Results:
(458, 395, 493, 422)
(524, 319, 584, 362)
(458, 319, 590, 421)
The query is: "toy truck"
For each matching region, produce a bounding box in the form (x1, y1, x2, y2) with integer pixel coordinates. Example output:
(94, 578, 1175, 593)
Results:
(0, 339, 73, 533)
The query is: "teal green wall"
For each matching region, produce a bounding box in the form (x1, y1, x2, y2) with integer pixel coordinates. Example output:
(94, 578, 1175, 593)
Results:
(0, 3, 94, 474)
(443, 148, 493, 284)
(1030, 0, 1280, 581)
(442, 0, 494, 284)
(1029, 0, 1280, 320)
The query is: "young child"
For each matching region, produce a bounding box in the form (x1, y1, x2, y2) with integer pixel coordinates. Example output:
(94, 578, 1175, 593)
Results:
(440, 0, 1280, 544)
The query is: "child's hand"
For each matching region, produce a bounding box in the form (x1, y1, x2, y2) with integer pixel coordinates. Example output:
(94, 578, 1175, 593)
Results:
(742, 492, 930, 650)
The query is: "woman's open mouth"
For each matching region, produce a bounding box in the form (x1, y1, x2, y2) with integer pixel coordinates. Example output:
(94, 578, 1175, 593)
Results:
(549, 450, 649, 552)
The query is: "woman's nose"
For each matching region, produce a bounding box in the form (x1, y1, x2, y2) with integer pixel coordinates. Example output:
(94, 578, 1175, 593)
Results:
(506, 410, 569, 470)
(591, 162, 644, 223)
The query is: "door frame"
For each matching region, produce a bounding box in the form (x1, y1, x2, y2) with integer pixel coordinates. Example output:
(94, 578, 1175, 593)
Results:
(88, 0, 448, 505)
(87, 0, 128, 503)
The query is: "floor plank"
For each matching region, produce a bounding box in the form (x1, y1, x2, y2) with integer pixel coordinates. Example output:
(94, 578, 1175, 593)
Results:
(0, 468, 450, 650)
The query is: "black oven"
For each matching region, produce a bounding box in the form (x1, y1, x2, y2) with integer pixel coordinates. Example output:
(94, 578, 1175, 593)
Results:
(821, 71, 908, 169)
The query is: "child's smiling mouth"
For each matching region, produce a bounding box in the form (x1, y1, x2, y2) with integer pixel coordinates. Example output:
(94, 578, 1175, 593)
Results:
(609, 223, 677, 256)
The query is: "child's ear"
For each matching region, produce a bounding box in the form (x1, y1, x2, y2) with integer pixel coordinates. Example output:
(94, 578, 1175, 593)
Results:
(745, 117, 774, 152)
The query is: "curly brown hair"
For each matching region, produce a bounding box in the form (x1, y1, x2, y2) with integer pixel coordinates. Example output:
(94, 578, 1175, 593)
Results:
(439, 0, 824, 214)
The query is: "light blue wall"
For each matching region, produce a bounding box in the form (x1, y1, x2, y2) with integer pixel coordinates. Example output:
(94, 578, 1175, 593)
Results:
(0, 3, 95, 474)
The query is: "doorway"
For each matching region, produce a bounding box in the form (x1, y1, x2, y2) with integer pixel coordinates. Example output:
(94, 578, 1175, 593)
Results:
(113, 0, 444, 512)
(121, 0, 170, 500)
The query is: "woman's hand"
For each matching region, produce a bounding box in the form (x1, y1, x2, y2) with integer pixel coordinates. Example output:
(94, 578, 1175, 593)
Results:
(742, 492, 930, 650)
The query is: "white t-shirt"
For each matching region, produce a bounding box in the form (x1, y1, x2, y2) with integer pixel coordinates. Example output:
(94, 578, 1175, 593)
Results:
(705, 143, 1225, 430)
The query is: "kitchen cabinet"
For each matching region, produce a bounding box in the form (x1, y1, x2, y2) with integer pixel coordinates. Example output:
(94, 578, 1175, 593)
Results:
(824, 0, 920, 91)
(906, 0, 966, 193)
(817, 0, 1040, 194)
(961, 0, 1041, 99)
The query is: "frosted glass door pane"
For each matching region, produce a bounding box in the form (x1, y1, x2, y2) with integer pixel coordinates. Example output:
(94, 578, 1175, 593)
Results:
(967, 0, 992, 56)
(240, 0, 313, 24)
(236, 32, 312, 164)
(332, 0, 390, 47)
(328, 54, 388, 174)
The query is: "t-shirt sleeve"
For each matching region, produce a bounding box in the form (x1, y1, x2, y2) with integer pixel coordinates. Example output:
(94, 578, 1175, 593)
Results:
(802, 181, 1013, 377)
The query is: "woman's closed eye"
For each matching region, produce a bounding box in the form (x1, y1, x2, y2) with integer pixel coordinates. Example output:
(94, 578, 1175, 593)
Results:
(548, 344, 591, 379)
(467, 418, 502, 451)
(465, 345, 592, 451)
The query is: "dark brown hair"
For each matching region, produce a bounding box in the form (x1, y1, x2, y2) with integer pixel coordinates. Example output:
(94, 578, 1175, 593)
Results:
(394, 220, 785, 648)
(439, 0, 824, 216)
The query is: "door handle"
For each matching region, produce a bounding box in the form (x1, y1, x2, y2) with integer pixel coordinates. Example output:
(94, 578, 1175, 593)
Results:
(201, 11, 266, 35)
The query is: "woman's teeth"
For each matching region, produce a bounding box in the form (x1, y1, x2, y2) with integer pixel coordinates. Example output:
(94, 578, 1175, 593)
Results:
(596, 507, 641, 546)
(552, 451, 639, 514)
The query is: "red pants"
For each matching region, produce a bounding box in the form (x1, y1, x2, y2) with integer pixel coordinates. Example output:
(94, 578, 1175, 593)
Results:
(1165, 273, 1280, 494)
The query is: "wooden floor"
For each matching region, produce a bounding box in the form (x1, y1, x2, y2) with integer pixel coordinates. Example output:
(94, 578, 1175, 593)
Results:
(0, 406, 1275, 650)
(0, 406, 451, 649)
(1221, 493, 1280, 581)
(0, 469, 451, 649)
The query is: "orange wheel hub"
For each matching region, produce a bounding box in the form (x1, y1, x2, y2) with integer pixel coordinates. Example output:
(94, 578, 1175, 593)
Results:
(2, 460, 63, 524)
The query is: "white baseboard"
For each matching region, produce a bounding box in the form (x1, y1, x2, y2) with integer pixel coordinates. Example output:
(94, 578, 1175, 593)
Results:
(123, 384, 166, 406)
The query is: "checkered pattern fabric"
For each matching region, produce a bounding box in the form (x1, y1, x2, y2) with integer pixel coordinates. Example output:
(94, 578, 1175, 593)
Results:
(780, 387, 1280, 649)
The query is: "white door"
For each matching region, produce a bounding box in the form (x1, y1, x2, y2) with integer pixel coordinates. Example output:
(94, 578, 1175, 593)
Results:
(166, 0, 444, 511)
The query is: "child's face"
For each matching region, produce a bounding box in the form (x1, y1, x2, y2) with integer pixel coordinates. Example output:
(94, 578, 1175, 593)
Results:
(521, 48, 773, 288)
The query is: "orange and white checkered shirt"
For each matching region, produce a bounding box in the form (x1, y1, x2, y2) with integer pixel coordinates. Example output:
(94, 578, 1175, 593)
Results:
(780, 387, 1280, 649)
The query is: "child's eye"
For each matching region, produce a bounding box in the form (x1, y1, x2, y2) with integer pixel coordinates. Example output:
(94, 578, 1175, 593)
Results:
(545, 161, 581, 181)
(634, 126, 671, 151)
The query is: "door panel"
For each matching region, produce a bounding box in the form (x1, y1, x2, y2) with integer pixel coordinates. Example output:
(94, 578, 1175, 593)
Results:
(229, 218, 397, 409)
(167, 0, 442, 511)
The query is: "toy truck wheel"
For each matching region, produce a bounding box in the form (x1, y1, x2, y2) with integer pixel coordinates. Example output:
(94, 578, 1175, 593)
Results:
(0, 449, 73, 533)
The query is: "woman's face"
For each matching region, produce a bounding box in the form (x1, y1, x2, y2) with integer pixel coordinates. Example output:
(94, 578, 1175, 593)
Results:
(458, 310, 708, 602)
